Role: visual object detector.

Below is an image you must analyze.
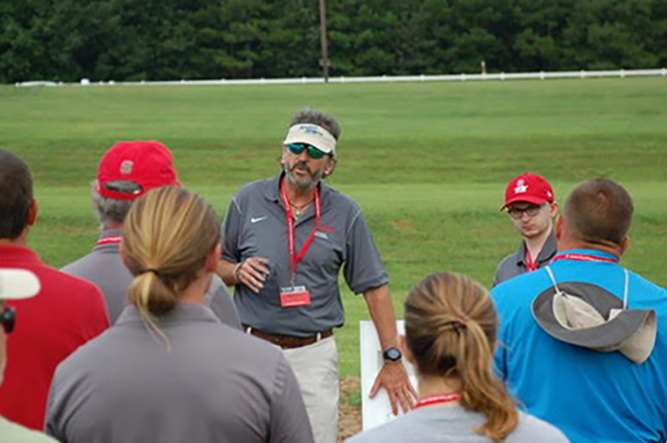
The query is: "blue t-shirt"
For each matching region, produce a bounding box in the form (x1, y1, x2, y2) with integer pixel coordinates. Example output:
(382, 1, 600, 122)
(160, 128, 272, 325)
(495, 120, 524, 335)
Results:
(491, 249, 667, 443)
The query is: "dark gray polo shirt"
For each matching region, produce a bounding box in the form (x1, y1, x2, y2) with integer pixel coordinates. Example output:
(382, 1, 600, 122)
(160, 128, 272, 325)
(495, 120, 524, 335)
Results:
(45, 304, 313, 443)
(62, 229, 241, 329)
(493, 230, 557, 286)
(222, 173, 389, 336)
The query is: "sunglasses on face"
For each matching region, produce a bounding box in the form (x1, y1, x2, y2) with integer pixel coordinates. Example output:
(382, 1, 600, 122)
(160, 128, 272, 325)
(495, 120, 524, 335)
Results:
(506, 203, 546, 219)
(286, 143, 326, 160)
(0, 306, 16, 334)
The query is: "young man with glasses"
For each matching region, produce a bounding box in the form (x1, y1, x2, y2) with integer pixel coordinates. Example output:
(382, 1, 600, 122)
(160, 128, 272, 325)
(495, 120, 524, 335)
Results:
(217, 108, 415, 443)
(0, 268, 56, 441)
(0, 149, 109, 431)
(493, 173, 559, 286)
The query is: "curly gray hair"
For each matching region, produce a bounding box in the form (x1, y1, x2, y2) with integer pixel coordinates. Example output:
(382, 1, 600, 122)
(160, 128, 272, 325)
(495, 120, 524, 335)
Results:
(290, 108, 341, 141)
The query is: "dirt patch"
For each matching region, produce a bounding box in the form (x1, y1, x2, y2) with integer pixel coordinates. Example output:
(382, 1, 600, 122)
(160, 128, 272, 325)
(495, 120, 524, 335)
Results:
(392, 220, 413, 231)
(338, 376, 362, 441)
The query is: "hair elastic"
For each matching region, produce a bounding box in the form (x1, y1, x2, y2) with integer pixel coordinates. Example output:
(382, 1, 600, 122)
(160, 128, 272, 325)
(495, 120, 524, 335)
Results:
(441, 318, 468, 333)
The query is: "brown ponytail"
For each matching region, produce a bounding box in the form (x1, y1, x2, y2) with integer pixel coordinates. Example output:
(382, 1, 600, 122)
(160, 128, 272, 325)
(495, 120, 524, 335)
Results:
(122, 187, 220, 337)
(405, 272, 519, 442)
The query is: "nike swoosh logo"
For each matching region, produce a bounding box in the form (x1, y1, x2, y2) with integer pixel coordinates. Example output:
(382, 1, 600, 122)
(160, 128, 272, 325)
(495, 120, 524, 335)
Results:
(250, 216, 267, 224)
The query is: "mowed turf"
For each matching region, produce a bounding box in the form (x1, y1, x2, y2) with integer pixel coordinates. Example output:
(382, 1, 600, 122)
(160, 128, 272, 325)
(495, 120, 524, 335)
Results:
(1, 78, 666, 378)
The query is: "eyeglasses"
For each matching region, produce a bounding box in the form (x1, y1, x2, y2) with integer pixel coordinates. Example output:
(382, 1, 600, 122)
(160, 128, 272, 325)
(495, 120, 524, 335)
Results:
(506, 203, 546, 219)
(0, 306, 16, 334)
(286, 143, 326, 160)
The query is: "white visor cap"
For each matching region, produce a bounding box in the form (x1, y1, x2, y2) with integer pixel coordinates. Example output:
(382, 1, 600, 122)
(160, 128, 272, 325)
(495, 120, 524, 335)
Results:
(283, 124, 337, 155)
(0, 268, 41, 301)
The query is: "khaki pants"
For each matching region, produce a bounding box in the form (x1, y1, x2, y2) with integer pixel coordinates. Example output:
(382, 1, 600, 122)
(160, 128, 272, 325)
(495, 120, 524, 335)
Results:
(283, 336, 339, 443)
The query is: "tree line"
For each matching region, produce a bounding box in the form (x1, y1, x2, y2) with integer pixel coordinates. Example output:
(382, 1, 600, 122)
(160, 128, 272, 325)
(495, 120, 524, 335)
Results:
(1, 0, 666, 83)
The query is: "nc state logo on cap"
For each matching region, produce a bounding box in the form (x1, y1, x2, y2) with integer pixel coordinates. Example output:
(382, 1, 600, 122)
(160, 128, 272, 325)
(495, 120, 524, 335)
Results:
(502, 172, 555, 210)
(120, 160, 134, 174)
(514, 179, 528, 194)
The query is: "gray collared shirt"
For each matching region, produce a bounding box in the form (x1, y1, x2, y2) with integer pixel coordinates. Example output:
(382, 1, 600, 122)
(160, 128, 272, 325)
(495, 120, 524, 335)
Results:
(62, 229, 241, 329)
(493, 230, 557, 286)
(222, 173, 389, 336)
(45, 304, 313, 443)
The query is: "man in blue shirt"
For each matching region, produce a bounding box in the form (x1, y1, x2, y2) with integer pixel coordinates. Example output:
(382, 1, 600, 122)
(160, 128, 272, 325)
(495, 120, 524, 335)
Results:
(492, 178, 667, 443)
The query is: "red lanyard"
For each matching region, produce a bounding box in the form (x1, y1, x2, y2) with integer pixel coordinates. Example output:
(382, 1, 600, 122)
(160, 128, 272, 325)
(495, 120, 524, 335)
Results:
(280, 185, 321, 280)
(96, 236, 123, 246)
(414, 392, 462, 409)
(524, 245, 539, 272)
(551, 253, 618, 264)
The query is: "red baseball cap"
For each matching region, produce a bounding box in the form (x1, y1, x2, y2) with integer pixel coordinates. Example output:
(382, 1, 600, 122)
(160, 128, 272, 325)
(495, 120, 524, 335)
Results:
(96, 141, 180, 200)
(501, 173, 555, 209)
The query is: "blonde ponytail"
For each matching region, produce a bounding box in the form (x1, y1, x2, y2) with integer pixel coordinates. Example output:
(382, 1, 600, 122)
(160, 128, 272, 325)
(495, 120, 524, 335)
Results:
(405, 272, 519, 442)
(123, 187, 220, 340)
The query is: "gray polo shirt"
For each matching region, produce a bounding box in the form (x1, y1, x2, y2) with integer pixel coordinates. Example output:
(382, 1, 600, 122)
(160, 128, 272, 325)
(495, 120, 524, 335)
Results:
(493, 230, 557, 286)
(45, 304, 314, 443)
(346, 408, 569, 443)
(222, 173, 389, 336)
(62, 229, 241, 329)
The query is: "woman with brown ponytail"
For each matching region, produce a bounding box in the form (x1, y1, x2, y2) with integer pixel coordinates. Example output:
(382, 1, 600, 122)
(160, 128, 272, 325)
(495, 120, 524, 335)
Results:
(348, 272, 569, 443)
(45, 187, 314, 443)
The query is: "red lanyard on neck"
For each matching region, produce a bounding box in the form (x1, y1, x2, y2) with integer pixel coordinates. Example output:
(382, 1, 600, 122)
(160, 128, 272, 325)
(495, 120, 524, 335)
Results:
(414, 392, 462, 409)
(551, 253, 618, 264)
(96, 236, 123, 247)
(524, 245, 539, 272)
(280, 184, 321, 281)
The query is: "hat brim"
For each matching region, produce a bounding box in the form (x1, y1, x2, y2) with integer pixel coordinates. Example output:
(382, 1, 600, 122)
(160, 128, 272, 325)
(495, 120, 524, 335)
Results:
(284, 135, 335, 154)
(501, 195, 550, 210)
(283, 124, 336, 154)
(0, 269, 41, 300)
(531, 281, 653, 349)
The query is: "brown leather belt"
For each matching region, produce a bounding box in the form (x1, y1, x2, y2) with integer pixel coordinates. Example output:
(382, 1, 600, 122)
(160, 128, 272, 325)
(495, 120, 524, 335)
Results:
(244, 325, 333, 349)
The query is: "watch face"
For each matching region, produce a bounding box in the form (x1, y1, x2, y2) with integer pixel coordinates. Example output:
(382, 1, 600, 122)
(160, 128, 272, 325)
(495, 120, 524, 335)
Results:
(384, 347, 402, 361)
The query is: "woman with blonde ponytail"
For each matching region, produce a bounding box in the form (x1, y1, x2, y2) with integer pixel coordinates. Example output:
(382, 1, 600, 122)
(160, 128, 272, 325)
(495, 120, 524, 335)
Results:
(45, 187, 314, 443)
(347, 272, 569, 443)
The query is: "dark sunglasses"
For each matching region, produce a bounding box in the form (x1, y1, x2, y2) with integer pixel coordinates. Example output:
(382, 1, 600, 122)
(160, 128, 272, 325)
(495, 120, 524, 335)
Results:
(0, 306, 16, 334)
(286, 143, 326, 160)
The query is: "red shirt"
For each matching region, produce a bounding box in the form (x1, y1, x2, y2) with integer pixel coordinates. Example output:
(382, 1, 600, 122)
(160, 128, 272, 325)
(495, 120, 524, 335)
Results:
(0, 245, 110, 430)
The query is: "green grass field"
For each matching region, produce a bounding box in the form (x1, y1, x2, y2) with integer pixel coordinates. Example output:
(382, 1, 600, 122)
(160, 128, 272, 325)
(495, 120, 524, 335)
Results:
(1, 77, 666, 379)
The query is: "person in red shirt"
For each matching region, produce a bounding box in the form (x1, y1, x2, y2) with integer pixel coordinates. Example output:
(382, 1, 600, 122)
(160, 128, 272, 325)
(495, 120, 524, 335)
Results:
(0, 149, 109, 430)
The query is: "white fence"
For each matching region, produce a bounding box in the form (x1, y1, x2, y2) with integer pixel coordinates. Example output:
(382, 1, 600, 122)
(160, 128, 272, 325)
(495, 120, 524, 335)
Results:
(15, 68, 667, 88)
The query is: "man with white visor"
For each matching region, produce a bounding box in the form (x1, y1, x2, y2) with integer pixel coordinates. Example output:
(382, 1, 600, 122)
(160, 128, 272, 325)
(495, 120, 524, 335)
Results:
(218, 108, 415, 443)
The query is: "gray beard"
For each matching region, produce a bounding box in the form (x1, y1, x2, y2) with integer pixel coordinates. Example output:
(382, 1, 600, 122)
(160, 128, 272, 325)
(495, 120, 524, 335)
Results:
(283, 163, 322, 190)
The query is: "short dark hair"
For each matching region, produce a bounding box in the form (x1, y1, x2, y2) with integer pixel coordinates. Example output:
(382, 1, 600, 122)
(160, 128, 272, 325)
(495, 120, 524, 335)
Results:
(0, 149, 33, 239)
(564, 178, 633, 246)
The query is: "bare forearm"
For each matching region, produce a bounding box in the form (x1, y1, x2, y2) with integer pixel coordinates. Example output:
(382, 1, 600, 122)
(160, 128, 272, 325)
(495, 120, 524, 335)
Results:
(366, 284, 417, 413)
(363, 284, 398, 351)
(217, 259, 239, 286)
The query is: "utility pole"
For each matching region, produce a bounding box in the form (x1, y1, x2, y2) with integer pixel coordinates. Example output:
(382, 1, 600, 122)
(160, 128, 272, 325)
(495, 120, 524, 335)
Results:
(318, 0, 330, 83)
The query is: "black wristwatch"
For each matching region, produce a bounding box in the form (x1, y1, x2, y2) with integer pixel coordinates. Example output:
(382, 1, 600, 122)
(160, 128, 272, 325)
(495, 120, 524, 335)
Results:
(383, 347, 402, 362)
